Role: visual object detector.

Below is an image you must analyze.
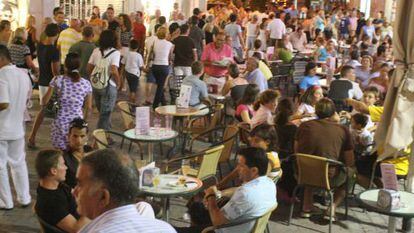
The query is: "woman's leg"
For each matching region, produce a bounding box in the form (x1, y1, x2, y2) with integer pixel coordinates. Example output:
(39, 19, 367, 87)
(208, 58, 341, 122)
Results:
(152, 65, 169, 109)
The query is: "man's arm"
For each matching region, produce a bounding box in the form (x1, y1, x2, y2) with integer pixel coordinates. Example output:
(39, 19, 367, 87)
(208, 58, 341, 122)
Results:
(56, 215, 90, 233)
(51, 61, 60, 76)
(204, 188, 230, 226)
(342, 150, 355, 167)
(345, 98, 369, 114)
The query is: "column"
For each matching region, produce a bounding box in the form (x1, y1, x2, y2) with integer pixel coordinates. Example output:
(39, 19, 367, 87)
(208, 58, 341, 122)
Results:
(384, 0, 393, 21)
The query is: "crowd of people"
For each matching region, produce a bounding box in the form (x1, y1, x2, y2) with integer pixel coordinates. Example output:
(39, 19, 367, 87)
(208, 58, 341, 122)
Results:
(0, 1, 405, 233)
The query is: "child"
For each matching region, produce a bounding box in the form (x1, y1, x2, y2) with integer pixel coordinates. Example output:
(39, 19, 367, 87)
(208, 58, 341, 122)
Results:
(350, 113, 374, 157)
(299, 62, 320, 92)
(247, 39, 266, 61)
(121, 39, 144, 103)
(293, 85, 323, 122)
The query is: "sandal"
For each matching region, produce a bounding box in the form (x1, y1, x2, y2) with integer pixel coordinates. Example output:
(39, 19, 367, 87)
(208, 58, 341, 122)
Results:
(324, 209, 337, 222)
(300, 206, 323, 218)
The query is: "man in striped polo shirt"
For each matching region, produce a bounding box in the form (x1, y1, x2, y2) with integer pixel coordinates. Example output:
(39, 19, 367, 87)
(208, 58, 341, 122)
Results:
(57, 19, 82, 66)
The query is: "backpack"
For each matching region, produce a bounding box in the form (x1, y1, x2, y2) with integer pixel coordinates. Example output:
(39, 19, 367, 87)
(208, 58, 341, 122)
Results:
(90, 49, 117, 89)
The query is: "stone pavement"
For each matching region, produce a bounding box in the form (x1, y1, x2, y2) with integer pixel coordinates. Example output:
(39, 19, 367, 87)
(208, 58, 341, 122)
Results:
(0, 80, 411, 233)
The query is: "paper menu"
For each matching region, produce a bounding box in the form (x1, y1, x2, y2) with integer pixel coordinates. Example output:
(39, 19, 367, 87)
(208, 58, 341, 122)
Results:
(135, 106, 150, 135)
(177, 84, 192, 108)
(381, 163, 399, 191)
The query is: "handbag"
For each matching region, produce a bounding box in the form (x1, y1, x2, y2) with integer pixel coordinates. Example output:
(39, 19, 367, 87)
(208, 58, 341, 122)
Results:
(44, 76, 64, 119)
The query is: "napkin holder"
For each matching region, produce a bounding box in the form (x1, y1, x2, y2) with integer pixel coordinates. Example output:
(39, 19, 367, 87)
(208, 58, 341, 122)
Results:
(377, 189, 400, 211)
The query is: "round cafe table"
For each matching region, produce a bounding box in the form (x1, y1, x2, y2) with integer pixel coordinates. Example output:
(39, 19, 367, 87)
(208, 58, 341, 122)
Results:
(156, 105, 201, 154)
(356, 189, 414, 233)
(140, 174, 203, 221)
(124, 128, 178, 162)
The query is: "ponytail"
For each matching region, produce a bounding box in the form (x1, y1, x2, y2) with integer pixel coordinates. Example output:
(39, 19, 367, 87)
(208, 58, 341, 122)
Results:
(253, 89, 281, 111)
(64, 53, 81, 82)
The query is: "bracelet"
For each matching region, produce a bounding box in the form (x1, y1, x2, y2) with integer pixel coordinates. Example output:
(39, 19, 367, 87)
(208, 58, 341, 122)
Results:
(205, 194, 216, 200)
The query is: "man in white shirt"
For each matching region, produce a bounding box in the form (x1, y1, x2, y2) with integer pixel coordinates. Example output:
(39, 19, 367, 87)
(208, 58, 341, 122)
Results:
(266, 12, 286, 47)
(74, 149, 176, 233)
(0, 45, 32, 209)
(289, 27, 307, 52)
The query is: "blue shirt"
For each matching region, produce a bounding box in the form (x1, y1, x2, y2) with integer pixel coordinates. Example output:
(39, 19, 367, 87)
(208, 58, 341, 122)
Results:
(220, 176, 277, 233)
(182, 75, 208, 106)
(317, 47, 328, 61)
(299, 75, 320, 91)
(246, 68, 268, 93)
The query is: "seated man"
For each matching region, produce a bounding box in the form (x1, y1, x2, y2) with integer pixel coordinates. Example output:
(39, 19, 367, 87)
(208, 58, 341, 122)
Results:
(245, 57, 268, 93)
(74, 149, 176, 233)
(181, 61, 211, 108)
(177, 147, 277, 233)
(329, 65, 363, 112)
(63, 118, 93, 189)
(35, 149, 89, 232)
(295, 98, 354, 219)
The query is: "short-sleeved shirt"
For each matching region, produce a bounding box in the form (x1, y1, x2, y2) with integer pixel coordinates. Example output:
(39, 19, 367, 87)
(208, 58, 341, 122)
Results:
(37, 43, 60, 86)
(299, 75, 320, 91)
(201, 43, 233, 77)
(297, 103, 315, 115)
(182, 75, 208, 106)
(121, 50, 144, 76)
(235, 104, 254, 122)
(258, 61, 272, 80)
(69, 41, 96, 78)
(189, 25, 205, 54)
(220, 176, 276, 233)
(8, 43, 31, 67)
(266, 18, 286, 39)
(88, 48, 121, 87)
(224, 23, 242, 48)
(172, 36, 196, 67)
(339, 17, 350, 34)
(295, 119, 354, 161)
(251, 105, 273, 129)
(0, 64, 31, 140)
(368, 105, 383, 122)
(153, 39, 173, 66)
(57, 28, 82, 64)
(35, 183, 79, 227)
(63, 145, 93, 189)
(246, 68, 268, 93)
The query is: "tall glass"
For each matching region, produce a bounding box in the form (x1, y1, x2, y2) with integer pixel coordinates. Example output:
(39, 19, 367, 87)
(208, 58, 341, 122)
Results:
(152, 168, 160, 189)
(181, 159, 191, 176)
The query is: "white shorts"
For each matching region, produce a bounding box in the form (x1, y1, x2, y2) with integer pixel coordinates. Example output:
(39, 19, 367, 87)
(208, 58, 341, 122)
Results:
(38, 85, 49, 104)
(174, 66, 192, 77)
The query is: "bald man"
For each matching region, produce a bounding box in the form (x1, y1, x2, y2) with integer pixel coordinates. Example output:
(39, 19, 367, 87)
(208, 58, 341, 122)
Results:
(57, 18, 82, 64)
(245, 57, 268, 93)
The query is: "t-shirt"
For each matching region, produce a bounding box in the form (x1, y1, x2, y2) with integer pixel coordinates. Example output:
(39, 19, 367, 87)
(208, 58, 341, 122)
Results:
(297, 103, 315, 115)
(121, 50, 144, 76)
(235, 104, 254, 122)
(37, 43, 60, 86)
(362, 25, 376, 39)
(172, 36, 196, 67)
(295, 119, 354, 161)
(152, 39, 173, 66)
(182, 75, 208, 106)
(266, 18, 286, 39)
(57, 28, 82, 64)
(88, 48, 121, 87)
(108, 20, 120, 31)
(8, 43, 31, 67)
(63, 145, 93, 189)
(246, 22, 258, 37)
(258, 61, 272, 80)
(0, 64, 31, 140)
(368, 105, 383, 122)
(251, 105, 273, 129)
(246, 68, 268, 93)
(201, 43, 233, 77)
(220, 176, 276, 233)
(316, 47, 328, 61)
(339, 17, 350, 34)
(189, 25, 205, 56)
(35, 183, 79, 227)
(224, 23, 242, 48)
(290, 32, 307, 52)
(276, 48, 293, 63)
(299, 75, 320, 91)
(69, 41, 96, 78)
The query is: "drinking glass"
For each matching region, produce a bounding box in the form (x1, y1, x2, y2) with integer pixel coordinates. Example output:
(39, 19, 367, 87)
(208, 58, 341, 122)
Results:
(152, 168, 160, 189)
(181, 159, 191, 176)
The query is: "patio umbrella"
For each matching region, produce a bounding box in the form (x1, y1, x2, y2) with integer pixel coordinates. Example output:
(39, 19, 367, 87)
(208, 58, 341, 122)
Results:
(375, 0, 414, 191)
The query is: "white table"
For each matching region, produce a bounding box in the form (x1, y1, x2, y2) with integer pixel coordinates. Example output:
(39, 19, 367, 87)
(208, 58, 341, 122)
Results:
(140, 174, 203, 221)
(124, 128, 178, 162)
(357, 189, 414, 233)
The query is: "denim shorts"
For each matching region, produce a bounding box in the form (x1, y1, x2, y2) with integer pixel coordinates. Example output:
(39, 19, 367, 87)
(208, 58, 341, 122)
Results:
(146, 68, 156, 83)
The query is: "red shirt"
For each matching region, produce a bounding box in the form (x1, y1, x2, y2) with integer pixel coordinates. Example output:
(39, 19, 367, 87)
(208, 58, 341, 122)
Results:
(133, 22, 146, 50)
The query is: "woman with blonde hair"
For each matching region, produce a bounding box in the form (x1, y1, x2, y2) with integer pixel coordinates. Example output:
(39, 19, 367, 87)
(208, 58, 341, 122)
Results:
(150, 26, 174, 109)
(8, 27, 38, 75)
(25, 15, 38, 58)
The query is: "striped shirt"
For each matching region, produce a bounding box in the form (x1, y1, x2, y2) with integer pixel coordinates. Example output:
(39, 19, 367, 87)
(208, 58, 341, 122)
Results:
(78, 204, 176, 233)
(57, 28, 82, 64)
(8, 43, 31, 67)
